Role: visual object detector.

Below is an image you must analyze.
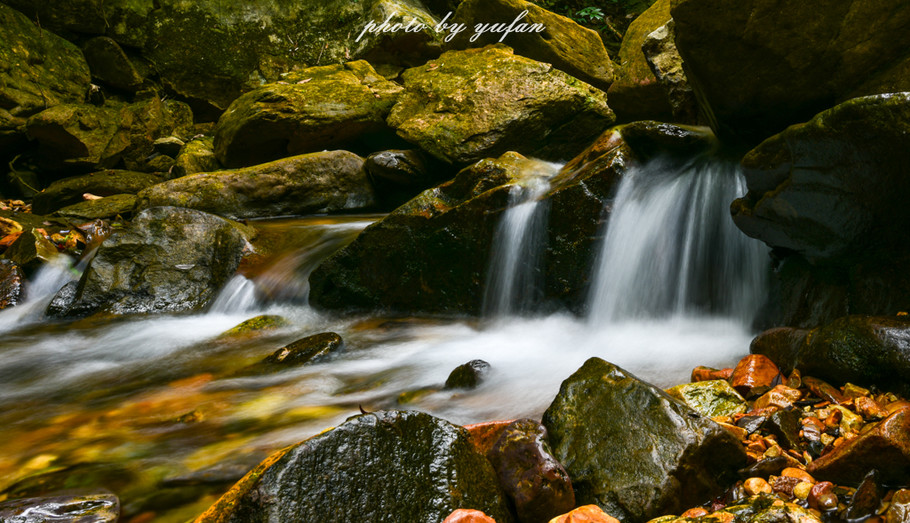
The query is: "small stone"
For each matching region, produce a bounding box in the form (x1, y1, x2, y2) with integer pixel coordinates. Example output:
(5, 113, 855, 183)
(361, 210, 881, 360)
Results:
(445, 359, 492, 389)
(691, 366, 734, 382)
(809, 482, 837, 511)
(830, 405, 864, 434)
(843, 383, 872, 399)
(666, 380, 748, 418)
(803, 376, 848, 404)
(443, 509, 497, 523)
(261, 332, 343, 366)
(680, 507, 709, 518)
(731, 354, 781, 398)
(886, 489, 910, 523)
(765, 409, 803, 450)
(547, 505, 620, 523)
(793, 482, 813, 500)
(753, 385, 802, 410)
(857, 396, 889, 420)
(744, 477, 773, 496)
(786, 369, 802, 389)
(781, 468, 815, 484)
(771, 475, 801, 497)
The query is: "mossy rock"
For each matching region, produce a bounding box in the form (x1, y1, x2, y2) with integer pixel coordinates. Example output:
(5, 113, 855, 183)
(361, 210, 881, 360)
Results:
(54, 194, 138, 221)
(220, 315, 291, 338)
(33, 170, 163, 215)
(172, 136, 219, 178)
(82, 36, 144, 92)
(262, 332, 342, 365)
(666, 380, 748, 418)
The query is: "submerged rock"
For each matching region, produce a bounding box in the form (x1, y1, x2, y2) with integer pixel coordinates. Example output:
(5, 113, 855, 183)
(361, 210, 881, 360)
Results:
(214, 61, 404, 168)
(32, 170, 163, 215)
(388, 45, 615, 165)
(445, 359, 491, 389)
(137, 150, 376, 220)
(260, 332, 343, 366)
(542, 358, 746, 522)
(220, 315, 290, 337)
(196, 410, 513, 522)
(0, 489, 120, 523)
(53, 206, 247, 317)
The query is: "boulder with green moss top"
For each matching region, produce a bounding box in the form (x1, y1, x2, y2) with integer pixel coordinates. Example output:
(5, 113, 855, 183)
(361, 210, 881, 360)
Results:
(54, 194, 138, 220)
(388, 45, 615, 165)
(672, 0, 910, 143)
(196, 410, 514, 522)
(82, 36, 144, 92)
(666, 380, 748, 418)
(448, 0, 614, 91)
(137, 150, 376, 220)
(25, 97, 193, 174)
(214, 61, 404, 168)
(0, 4, 91, 118)
(542, 358, 746, 522)
(33, 170, 164, 215)
(220, 315, 291, 338)
(49, 206, 248, 317)
(172, 137, 219, 178)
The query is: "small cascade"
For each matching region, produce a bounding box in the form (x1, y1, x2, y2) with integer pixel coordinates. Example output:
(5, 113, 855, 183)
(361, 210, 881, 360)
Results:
(208, 275, 259, 314)
(588, 156, 769, 323)
(0, 257, 78, 333)
(483, 160, 561, 317)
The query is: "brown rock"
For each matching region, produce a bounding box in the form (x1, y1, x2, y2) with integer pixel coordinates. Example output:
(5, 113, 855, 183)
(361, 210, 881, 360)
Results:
(444, 509, 497, 523)
(464, 420, 516, 456)
(0, 259, 24, 309)
(803, 376, 849, 405)
(730, 354, 781, 397)
(856, 396, 889, 420)
(808, 481, 838, 511)
(743, 477, 772, 496)
(691, 366, 734, 383)
(771, 475, 801, 497)
(753, 385, 802, 410)
(781, 468, 815, 484)
(681, 507, 708, 518)
(808, 408, 910, 485)
(886, 489, 910, 523)
(547, 505, 620, 523)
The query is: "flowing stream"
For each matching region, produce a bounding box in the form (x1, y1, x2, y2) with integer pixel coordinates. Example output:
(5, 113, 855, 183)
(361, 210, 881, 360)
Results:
(0, 156, 769, 521)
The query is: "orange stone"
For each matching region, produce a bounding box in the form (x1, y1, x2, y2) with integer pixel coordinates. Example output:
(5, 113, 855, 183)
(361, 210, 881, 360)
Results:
(730, 354, 781, 397)
(691, 366, 734, 382)
(463, 419, 516, 456)
(802, 376, 848, 405)
(681, 507, 709, 518)
(548, 505, 621, 523)
(855, 396, 889, 420)
(781, 467, 815, 484)
(443, 509, 497, 523)
(753, 385, 802, 409)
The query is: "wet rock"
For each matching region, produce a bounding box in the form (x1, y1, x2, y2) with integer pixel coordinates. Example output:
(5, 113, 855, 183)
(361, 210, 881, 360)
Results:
(220, 316, 290, 338)
(753, 385, 802, 410)
(2, 228, 59, 272)
(388, 45, 614, 165)
(887, 489, 910, 523)
(261, 332, 343, 366)
(0, 4, 91, 118)
(32, 170, 163, 215)
(743, 477, 772, 496)
(807, 407, 910, 485)
(641, 20, 697, 124)
(730, 354, 781, 398)
(54, 194, 137, 221)
(365, 149, 450, 208)
(0, 259, 24, 309)
(464, 420, 516, 456)
(691, 366, 734, 383)
(54, 206, 247, 317)
(738, 456, 789, 479)
(138, 150, 376, 220)
(172, 136, 220, 178)
(448, 0, 614, 91)
(82, 36, 144, 92)
(153, 136, 184, 158)
(542, 358, 746, 522)
(214, 61, 403, 168)
(666, 379, 748, 418)
(0, 489, 119, 522)
(845, 469, 882, 521)
(764, 409, 802, 451)
(197, 410, 513, 522)
(444, 509, 497, 523)
(606, 0, 674, 123)
(445, 359, 492, 390)
(808, 481, 837, 512)
(672, 0, 910, 143)
(487, 419, 574, 523)
(45, 281, 78, 317)
(549, 505, 620, 523)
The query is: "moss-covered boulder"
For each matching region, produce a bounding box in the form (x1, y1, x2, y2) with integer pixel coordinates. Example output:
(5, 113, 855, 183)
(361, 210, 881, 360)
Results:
(82, 36, 144, 92)
(607, 0, 674, 123)
(641, 20, 697, 124)
(137, 150, 376, 220)
(388, 45, 615, 165)
(33, 170, 163, 215)
(732, 94, 910, 326)
(666, 380, 748, 418)
(672, 0, 910, 143)
(0, 3, 91, 117)
(172, 137, 219, 178)
(542, 358, 747, 522)
(50, 206, 247, 317)
(54, 194, 138, 220)
(448, 0, 614, 91)
(220, 315, 291, 338)
(214, 61, 404, 168)
(197, 410, 514, 522)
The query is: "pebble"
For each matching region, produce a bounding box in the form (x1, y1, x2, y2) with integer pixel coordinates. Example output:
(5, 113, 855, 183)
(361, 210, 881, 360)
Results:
(744, 477, 773, 496)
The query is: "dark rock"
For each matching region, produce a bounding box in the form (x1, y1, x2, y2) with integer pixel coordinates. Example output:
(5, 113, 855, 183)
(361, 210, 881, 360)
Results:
(672, 0, 910, 143)
(542, 358, 746, 522)
(82, 36, 144, 92)
(365, 149, 450, 208)
(45, 281, 78, 317)
(197, 410, 514, 522)
(54, 194, 138, 221)
(262, 332, 343, 366)
(735, 415, 767, 436)
(54, 206, 247, 317)
(845, 469, 883, 521)
(0, 489, 119, 523)
(388, 45, 615, 165)
(487, 419, 574, 523)
(0, 259, 24, 309)
(137, 150, 376, 220)
(748, 327, 811, 374)
(765, 409, 803, 451)
(0, 4, 91, 118)
(448, 0, 614, 91)
(214, 61, 403, 168)
(153, 136, 184, 158)
(445, 359, 491, 389)
(802, 376, 849, 405)
(32, 170, 163, 215)
(738, 456, 789, 480)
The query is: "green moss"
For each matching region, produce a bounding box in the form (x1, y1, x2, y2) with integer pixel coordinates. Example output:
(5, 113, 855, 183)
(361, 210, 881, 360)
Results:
(219, 315, 290, 337)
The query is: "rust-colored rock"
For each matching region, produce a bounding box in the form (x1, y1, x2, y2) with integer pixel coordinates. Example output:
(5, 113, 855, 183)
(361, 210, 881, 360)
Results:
(808, 481, 837, 511)
(464, 420, 516, 456)
(803, 376, 848, 405)
(808, 407, 910, 485)
(691, 366, 734, 382)
(730, 354, 781, 397)
(753, 385, 802, 410)
(444, 509, 498, 523)
(547, 505, 620, 523)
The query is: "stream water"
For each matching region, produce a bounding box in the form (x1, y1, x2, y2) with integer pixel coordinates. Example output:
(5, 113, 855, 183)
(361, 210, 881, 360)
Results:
(0, 157, 769, 521)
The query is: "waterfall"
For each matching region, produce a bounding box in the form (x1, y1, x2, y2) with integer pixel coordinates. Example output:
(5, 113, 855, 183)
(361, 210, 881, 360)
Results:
(588, 156, 769, 323)
(483, 160, 561, 317)
(209, 275, 259, 314)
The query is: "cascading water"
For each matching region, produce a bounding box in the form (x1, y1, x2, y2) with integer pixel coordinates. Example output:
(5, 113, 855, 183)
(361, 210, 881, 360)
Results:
(483, 160, 560, 318)
(588, 156, 769, 323)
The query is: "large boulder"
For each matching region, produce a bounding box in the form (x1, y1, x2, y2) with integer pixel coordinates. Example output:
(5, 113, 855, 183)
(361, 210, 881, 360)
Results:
(50, 206, 247, 317)
(387, 45, 615, 165)
(214, 61, 404, 168)
(447, 0, 614, 91)
(0, 3, 91, 118)
(195, 410, 514, 522)
(1, 0, 441, 113)
(82, 36, 144, 92)
(137, 150, 376, 220)
(672, 0, 910, 143)
(542, 358, 746, 523)
(731, 94, 910, 326)
(32, 169, 164, 215)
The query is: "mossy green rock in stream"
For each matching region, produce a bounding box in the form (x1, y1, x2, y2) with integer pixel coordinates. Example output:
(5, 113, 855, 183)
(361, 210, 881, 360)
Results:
(25, 97, 193, 174)
(201, 410, 514, 522)
(1, 0, 440, 113)
(262, 332, 343, 365)
(0, 489, 120, 523)
(137, 150, 376, 220)
(731, 94, 910, 326)
(172, 137, 219, 178)
(214, 61, 404, 168)
(33, 170, 163, 215)
(220, 315, 291, 338)
(0, 4, 91, 118)
(666, 380, 748, 418)
(50, 206, 247, 317)
(672, 0, 910, 144)
(542, 358, 746, 523)
(54, 194, 138, 220)
(388, 45, 615, 165)
(448, 0, 614, 91)
(82, 36, 144, 92)
(607, 0, 674, 123)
